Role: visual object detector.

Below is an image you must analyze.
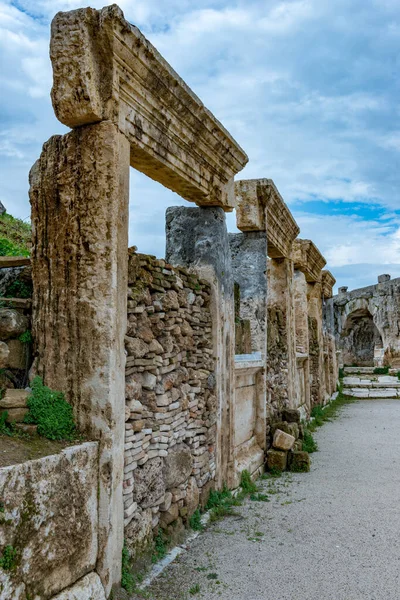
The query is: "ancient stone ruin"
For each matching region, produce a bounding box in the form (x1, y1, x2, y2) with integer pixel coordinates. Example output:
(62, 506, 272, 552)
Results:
(3, 4, 392, 599)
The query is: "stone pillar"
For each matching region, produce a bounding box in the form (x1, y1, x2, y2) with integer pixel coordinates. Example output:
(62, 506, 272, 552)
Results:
(294, 270, 310, 413)
(267, 257, 297, 414)
(165, 206, 236, 488)
(307, 280, 325, 406)
(29, 121, 130, 595)
(234, 179, 300, 423)
(229, 232, 267, 355)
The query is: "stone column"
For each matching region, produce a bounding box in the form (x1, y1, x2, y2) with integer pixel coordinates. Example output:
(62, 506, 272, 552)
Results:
(267, 257, 297, 413)
(229, 232, 267, 355)
(30, 121, 130, 595)
(294, 270, 310, 413)
(307, 280, 325, 406)
(234, 179, 300, 423)
(165, 206, 236, 488)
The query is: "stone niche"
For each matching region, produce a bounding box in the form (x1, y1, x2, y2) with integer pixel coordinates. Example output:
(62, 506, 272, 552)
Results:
(0, 442, 99, 600)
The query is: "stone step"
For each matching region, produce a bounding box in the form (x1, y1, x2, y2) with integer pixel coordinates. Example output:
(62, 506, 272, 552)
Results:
(0, 389, 29, 409)
(0, 256, 30, 268)
(344, 367, 375, 374)
(343, 387, 400, 399)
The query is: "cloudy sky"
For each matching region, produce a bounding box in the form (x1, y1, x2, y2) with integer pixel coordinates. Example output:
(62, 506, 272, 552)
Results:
(1, 0, 400, 292)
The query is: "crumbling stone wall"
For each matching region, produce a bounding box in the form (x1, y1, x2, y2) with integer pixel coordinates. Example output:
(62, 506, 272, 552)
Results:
(123, 250, 216, 559)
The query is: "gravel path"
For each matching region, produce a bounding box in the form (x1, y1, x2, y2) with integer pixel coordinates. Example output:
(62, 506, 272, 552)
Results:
(145, 399, 400, 600)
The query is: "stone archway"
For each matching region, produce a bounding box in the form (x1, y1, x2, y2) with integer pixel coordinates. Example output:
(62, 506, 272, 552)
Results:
(341, 307, 383, 367)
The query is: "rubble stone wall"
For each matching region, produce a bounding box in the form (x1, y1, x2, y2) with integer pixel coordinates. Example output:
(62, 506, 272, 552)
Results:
(123, 250, 216, 559)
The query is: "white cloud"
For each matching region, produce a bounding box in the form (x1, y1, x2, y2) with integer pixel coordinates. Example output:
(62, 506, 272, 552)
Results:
(1, 0, 400, 292)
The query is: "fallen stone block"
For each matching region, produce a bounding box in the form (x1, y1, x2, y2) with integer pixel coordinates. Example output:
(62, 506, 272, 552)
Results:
(273, 429, 295, 451)
(266, 449, 287, 472)
(289, 450, 310, 473)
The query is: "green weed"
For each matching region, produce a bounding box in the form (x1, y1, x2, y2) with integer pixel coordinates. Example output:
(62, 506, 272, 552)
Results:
(302, 429, 318, 453)
(19, 330, 33, 344)
(152, 529, 168, 563)
(206, 486, 242, 522)
(240, 470, 257, 494)
(189, 509, 203, 531)
(250, 493, 270, 502)
(189, 584, 201, 595)
(24, 376, 76, 440)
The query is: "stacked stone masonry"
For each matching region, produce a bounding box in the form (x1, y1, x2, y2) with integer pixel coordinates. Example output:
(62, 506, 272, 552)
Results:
(123, 250, 216, 550)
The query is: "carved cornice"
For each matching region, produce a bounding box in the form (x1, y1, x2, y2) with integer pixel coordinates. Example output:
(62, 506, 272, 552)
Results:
(235, 179, 299, 258)
(321, 270, 336, 298)
(293, 239, 326, 283)
(50, 5, 248, 210)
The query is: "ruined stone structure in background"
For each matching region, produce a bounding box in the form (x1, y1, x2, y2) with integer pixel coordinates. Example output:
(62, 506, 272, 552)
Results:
(326, 274, 400, 368)
(0, 4, 340, 599)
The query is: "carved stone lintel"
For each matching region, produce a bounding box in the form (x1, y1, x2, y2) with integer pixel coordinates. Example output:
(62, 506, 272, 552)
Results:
(321, 270, 336, 298)
(234, 179, 299, 259)
(50, 6, 248, 210)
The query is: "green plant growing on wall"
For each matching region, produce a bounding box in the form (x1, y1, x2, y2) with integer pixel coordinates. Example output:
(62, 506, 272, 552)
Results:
(0, 545, 18, 570)
(19, 330, 32, 344)
(5, 280, 32, 299)
(24, 376, 76, 440)
(121, 543, 135, 594)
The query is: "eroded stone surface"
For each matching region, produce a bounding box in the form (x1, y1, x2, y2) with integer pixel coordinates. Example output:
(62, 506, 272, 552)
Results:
(50, 572, 106, 600)
(0, 442, 98, 599)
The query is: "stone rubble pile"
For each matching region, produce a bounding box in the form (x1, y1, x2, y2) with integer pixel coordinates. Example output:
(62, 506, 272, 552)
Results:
(123, 250, 216, 555)
(266, 408, 310, 472)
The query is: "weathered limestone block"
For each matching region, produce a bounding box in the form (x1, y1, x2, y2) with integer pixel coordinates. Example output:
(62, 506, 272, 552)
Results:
(6, 339, 26, 370)
(163, 443, 192, 488)
(50, 572, 106, 600)
(289, 451, 311, 473)
(185, 477, 200, 518)
(133, 457, 165, 509)
(0, 389, 29, 409)
(30, 120, 129, 594)
(50, 5, 248, 209)
(159, 502, 179, 528)
(0, 443, 98, 600)
(266, 449, 287, 471)
(0, 341, 9, 368)
(273, 429, 295, 451)
(124, 508, 153, 563)
(1, 407, 28, 423)
(0, 309, 28, 340)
